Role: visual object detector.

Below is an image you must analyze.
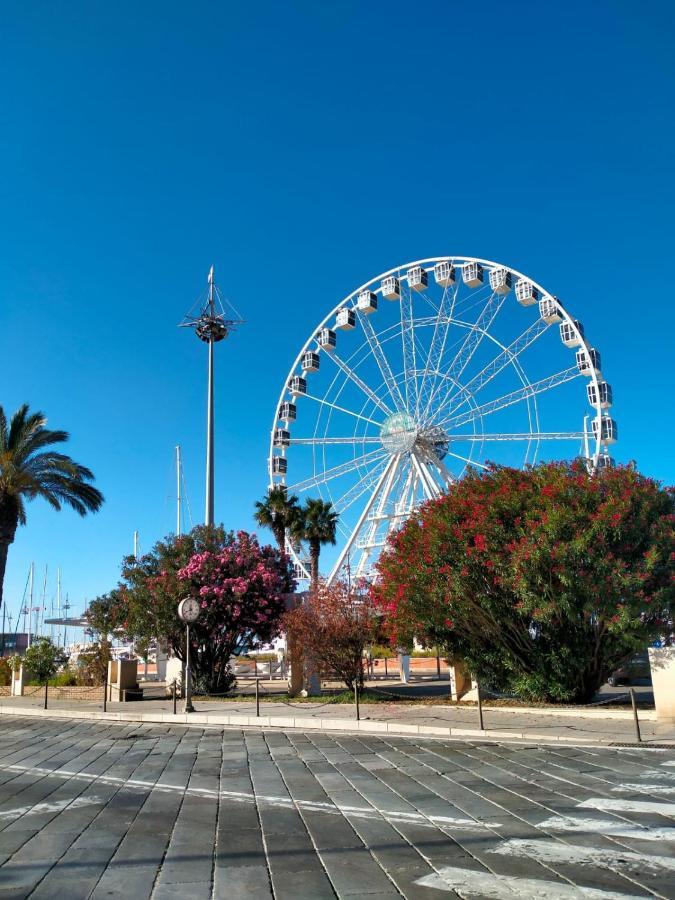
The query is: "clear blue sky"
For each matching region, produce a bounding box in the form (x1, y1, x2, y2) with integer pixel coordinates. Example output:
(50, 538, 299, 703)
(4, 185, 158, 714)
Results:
(1, 0, 674, 627)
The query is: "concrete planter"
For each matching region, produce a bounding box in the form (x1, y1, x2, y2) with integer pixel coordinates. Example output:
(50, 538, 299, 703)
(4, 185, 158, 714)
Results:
(648, 646, 675, 722)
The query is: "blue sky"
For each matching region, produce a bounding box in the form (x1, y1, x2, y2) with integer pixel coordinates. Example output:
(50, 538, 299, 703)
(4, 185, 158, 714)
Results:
(1, 0, 674, 628)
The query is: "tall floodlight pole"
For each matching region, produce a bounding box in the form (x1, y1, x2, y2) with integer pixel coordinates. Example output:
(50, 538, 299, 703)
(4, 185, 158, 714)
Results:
(180, 267, 243, 527)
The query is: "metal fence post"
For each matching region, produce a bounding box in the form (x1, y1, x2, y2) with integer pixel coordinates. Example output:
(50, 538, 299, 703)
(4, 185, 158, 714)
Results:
(255, 679, 260, 717)
(44, 680, 48, 710)
(436, 652, 441, 679)
(355, 680, 360, 721)
(629, 688, 642, 743)
(172, 679, 177, 715)
(384, 657, 388, 678)
(476, 680, 484, 731)
(103, 667, 108, 713)
(269, 660, 273, 680)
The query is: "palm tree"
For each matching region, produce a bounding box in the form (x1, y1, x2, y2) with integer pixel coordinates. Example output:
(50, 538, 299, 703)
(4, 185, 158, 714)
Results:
(254, 486, 301, 552)
(292, 498, 338, 589)
(0, 404, 104, 614)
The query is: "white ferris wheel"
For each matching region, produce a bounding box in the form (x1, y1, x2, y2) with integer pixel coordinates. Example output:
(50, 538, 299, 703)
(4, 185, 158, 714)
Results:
(269, 256, 616, 585)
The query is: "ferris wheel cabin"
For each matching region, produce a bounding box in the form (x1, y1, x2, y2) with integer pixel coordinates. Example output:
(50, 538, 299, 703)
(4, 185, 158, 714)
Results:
(434, 261, 455, 286)
(595, 453, 615, 470)
(302, 351, 320, 373)
(462, 262, 483, 287)
(560, 319, 585, 347)
(593, 415, 618, 444)
(381, 276, 401, 301)
(515, 280, 539, 306)
(587, 381, 613, 409)
(288, 376, 307, 397)
(273, 428, 290, 448)
(407, 266, 428, 291)
(272, 456, 288, 476)
(278, 401, 297, 422)
(489, 267, 512, 294)
(357, 290, 378, 314)
(539, 297, 562, 323)
(336, 308, 356, 330)
(317, 328, 337, 351)
(576, 347, 601, 377)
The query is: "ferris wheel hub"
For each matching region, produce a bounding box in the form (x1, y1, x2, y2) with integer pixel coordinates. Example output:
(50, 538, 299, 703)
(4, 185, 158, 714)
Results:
(380, 412, 418, 454)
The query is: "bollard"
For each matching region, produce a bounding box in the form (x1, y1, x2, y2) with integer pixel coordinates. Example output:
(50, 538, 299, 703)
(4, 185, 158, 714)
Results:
(476, 680, 484, 731)
(629, 688, 642, 743)
(269, 660, 273, 681)
(172, 680, 177, 715)
(436, 653, 441, 679)
(384, 657, 388, 679)
(103, 668, 108, 713)
(255, 679, 260, 718)
(44, 681, 48, 710)
(354, 680, 360, 721)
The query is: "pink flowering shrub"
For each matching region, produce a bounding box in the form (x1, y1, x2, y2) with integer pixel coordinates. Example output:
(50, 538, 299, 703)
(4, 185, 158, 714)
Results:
(177, 531, 293, 693)
(116, 526, 295, 694)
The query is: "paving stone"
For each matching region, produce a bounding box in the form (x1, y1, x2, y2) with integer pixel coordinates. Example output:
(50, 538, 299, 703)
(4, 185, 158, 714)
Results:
(152, 880, 213, 899)
(269, 864, 337, 899)
(89, 862, 158, 899)
(213, 863, 273, 898)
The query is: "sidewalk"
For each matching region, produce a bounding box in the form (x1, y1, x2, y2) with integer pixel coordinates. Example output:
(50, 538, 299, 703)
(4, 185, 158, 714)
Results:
(2, 685, 674, 745)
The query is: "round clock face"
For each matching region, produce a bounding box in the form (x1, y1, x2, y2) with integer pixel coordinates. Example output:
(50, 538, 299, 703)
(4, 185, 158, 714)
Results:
(178, 597, 200, 623)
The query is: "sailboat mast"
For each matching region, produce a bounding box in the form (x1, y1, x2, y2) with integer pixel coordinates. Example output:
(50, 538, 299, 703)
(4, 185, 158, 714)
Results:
(27, 562, 34, 648)
(176, 445, 182, 536)
(56, 568, 62, 647)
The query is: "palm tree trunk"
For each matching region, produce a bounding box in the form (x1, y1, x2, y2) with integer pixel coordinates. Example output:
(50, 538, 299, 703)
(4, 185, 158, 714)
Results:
(0, 540, 9, 615)
(309, 540, 320, 590)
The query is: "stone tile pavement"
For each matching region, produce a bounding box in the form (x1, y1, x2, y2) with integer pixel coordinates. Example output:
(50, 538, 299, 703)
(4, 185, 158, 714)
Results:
(0, 716, 674, 898)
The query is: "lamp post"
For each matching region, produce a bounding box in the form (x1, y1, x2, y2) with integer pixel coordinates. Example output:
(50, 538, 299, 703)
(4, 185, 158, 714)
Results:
(178, 597, 200, 713)
(180, 267, 244, 526)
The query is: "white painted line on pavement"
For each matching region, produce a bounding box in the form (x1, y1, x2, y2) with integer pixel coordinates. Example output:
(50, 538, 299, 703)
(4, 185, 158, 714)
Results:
(490, 837, 675, 873)
(0, 762, 496, 833)
(0, 795, 102, 821)
(578, 797, 675, 816)
(612, 783, 675, 795)
(415, 866, 646, 898)
(536, 814, 675, 842)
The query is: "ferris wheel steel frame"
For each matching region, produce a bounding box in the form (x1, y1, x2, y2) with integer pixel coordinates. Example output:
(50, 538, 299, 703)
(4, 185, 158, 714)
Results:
(269, 256, 607, 585)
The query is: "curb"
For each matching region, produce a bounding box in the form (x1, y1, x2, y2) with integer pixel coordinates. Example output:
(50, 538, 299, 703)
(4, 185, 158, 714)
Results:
(0, 704, 646, 746)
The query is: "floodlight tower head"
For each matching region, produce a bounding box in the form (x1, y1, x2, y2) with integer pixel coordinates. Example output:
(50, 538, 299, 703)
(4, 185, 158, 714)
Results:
(179, 266, 244, 340)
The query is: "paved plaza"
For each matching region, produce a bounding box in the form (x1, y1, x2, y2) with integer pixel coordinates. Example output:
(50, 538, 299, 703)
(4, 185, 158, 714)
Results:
(0, 717, 674, 898)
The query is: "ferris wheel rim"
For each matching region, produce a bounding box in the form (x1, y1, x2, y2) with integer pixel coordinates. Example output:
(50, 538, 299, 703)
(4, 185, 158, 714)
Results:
(269, 255, 603, 481)
(269, 255, 608, 582)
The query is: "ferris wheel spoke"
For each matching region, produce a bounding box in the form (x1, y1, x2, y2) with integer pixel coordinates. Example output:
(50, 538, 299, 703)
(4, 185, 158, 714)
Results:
(304, 393, 383, 428)
(326, 351, 394, 416)
(423, 292, 506, 424)
(356, 310, 406, 412)
(400, 286, 418, 413)
(288, 447, 388, 493)
(331, 456, 390, 514)
(445, 450, 489, 470)
(450, 431, 590, 442)
(410, 453, 441, 500)
(288, 436, 381, 446)
(438, 365, 580, 431)
(415, 283, 457, 420)
(441, 318, 551, 417)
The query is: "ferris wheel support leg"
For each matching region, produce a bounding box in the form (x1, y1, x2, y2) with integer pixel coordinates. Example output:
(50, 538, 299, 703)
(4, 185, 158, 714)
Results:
(327, 455, 399, 586)
(411, 454, 440, 501)
(354, 455, 403, 579)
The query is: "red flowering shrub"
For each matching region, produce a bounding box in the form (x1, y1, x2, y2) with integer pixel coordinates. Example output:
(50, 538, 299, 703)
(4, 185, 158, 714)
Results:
(373, 462, 674, 702)
(117, 525, 295, 693)
(283, 582, 378, 690)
